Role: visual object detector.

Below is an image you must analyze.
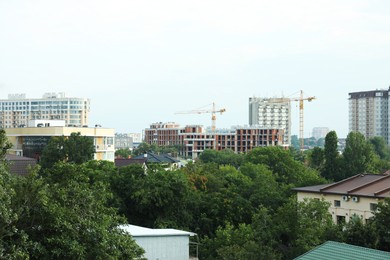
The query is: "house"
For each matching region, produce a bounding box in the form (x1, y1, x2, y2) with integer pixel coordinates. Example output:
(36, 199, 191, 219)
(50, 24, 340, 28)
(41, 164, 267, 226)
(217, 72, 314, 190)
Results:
(119, 224, 197, 260)
(132, 152, 180, 171)
(5, 154, 37, 176)
(293, 173, 390, 224)
(295, 241, 390, 259)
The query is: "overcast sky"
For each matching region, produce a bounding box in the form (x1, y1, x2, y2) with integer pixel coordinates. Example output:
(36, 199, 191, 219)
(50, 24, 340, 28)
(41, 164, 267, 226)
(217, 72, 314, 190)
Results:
(1, 0, 390, 138)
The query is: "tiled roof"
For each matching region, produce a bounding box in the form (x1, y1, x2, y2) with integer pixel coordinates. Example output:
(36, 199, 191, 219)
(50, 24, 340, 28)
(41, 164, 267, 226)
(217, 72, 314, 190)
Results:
(295, 241, 390, 260)
(293, 174, 390, 198)
(115, 158, 147, 167)
(5, 154, 37, 176)
(132, 153, 179, 163)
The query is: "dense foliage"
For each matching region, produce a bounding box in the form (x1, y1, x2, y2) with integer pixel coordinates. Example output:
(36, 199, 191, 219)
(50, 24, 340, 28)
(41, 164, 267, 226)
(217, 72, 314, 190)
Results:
(2, 130, 390, 259)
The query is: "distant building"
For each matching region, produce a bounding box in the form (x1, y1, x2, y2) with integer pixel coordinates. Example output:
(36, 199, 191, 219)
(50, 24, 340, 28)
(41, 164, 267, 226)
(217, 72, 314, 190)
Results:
(0, 93, 90, 129)
(144, 122, 285, 159)
(5, 120, 115, 161)
(294, 173, 390, 225)
(249, 97, 291, 145)
(119, 224, 197, 260)
(349, 88, 389, 144)
(312, 127, 329, 140)
(128, 133, 142, 143)
(115, 133, 133, 150)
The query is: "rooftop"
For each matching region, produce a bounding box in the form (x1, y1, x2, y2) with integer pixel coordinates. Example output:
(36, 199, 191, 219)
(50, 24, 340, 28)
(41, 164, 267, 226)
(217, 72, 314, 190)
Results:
(295, 241, 390, 260)
(293, 174, 390, 198)
(119, 224, 196, 237)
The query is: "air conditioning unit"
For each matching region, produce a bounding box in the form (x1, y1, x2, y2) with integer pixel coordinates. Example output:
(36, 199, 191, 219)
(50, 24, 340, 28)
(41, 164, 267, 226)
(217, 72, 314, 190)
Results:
(342, 195, 349, 201)
(352, 196, 359, 202)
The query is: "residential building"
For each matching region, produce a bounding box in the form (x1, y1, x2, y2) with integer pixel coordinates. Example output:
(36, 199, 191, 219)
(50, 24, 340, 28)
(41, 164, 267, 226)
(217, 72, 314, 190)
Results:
(0, 93, 90, 128)
(295, 241, 390, 260)
(349, 88, 389, 144)
(249, 97, 291, 145)
(312, 127, 329, 140)
(5, 121, 115, 162)
(115, 133, 133, 150)
(119, 224, 197, 260)
(144, 122, 285, 159)
(293, 173, 390, 224)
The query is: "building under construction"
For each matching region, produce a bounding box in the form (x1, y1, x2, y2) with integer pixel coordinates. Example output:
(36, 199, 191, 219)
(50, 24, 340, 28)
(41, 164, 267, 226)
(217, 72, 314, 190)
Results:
(144, 122, 285, 159)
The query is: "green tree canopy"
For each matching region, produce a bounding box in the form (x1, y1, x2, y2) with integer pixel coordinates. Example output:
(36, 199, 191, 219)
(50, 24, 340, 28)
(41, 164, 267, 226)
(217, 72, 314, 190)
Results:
(40, 132, 95, 168)
(322, 131, 342, 181)
(343, 132, 377, 177)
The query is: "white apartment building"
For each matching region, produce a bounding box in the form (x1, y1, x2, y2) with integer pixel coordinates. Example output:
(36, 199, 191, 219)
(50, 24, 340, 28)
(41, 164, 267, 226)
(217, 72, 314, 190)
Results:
(349, 88, 389, 144)
(249, 97, 291, 145)
(312, 127, 330, 140)
(0, 93, 90, 128)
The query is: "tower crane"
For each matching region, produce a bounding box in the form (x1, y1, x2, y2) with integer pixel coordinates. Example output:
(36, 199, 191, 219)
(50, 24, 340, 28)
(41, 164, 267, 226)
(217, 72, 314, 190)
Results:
(175, 102, 226, 132)
(270, 90, 315, 151)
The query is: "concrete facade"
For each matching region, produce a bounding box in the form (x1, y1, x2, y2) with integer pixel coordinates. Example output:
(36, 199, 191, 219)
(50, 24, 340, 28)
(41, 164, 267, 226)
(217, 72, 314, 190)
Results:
(249, 97, 291, 145)
(294, 174, 390, 224)
(349, 88, 389, 144)
(0, 93, 90, 129)
(144, 122, 285, 159)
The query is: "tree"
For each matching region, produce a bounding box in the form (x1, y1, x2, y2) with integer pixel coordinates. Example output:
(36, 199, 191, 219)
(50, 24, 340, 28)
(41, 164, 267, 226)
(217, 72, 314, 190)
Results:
(343, 132, 377, 178)
(308, 147, 324, 171)
(115, 148, 132, 159)
(343, 214, 377, 248)
(369, 136, 389, 160)
(0, 129, 12, 161)
(40, 132, 95, 168)
(322, 131, 342, 181)
(10, 163, 145, 259)
(373, 198, 390, 251)
(199, 149, 244, 168)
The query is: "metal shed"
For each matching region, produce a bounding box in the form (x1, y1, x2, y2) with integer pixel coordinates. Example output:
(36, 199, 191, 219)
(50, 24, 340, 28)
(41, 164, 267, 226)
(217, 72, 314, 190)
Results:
(120, 224, 197, 260)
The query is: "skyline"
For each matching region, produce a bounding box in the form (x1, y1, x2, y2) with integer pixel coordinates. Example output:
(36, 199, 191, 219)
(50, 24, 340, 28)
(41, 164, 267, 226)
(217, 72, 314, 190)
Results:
(1, 1, 390, 138)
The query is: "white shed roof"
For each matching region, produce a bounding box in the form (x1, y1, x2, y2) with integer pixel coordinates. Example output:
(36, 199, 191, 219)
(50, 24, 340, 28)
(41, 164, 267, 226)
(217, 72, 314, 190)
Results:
(119, 224, 196, 237)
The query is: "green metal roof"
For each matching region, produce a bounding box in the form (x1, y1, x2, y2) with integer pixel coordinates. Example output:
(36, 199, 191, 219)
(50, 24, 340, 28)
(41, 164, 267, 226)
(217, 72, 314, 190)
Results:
(295, 241, 390, 260)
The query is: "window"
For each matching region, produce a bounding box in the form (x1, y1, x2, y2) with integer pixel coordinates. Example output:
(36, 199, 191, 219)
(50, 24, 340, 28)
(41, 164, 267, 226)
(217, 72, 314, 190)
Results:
(370, 203, 378, 211)
(336, 215, 346, 225)
(334, 200, 341, 207)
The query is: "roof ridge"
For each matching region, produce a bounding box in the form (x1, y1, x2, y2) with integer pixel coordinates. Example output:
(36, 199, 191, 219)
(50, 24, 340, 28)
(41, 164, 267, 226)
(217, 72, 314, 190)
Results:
(347, 174, 390, 194)
(320, 174, 366, 192)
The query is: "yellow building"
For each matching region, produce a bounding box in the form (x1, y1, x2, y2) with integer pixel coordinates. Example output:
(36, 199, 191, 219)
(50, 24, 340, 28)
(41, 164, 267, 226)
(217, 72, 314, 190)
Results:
(5, 125, 115, 162)
(294, 174, 390, 224)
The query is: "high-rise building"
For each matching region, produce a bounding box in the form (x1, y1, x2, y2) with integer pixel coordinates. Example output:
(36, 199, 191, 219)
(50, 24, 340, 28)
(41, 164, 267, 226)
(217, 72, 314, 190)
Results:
(312, 127, 330, 140)
(249, 97, 291, 145)
(349, 88, 389, 143)
(0, 93, 90, 128)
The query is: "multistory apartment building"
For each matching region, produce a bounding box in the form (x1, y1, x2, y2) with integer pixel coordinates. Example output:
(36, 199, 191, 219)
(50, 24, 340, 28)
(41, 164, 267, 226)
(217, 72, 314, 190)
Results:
(349, 88, 389, 143)
(115, 133, 134, 150)
(144, 122, 182, 146)
(0, 93, 90, 128)
(144, 122, 285, 159)
(312, 127, 330, 140)
(249, 97, 291, 145)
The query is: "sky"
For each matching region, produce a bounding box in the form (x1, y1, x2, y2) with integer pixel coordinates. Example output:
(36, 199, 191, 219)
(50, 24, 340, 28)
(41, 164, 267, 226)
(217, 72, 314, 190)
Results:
(1, 0, 390, 138)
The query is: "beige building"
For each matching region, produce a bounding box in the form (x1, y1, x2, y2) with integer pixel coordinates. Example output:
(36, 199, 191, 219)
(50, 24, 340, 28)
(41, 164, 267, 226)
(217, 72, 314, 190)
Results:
(294, 174, 390, 224)
(6, 123, 115, 162)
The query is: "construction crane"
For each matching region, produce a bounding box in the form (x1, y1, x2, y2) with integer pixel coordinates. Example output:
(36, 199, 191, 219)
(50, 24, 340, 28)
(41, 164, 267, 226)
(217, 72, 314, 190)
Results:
(175, 102, 226, 132)
(270, 90, 315, 151)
